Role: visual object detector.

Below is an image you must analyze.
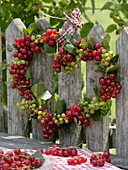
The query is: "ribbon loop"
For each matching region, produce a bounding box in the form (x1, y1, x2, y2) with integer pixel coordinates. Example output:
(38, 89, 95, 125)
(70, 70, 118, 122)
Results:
(56, 8, 84, 46)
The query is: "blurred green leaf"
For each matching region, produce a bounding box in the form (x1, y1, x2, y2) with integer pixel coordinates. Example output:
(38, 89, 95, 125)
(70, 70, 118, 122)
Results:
(92, 110, 103, 121)
(90, 0, 95, 15)
(101, 34, 110, 50)
(32, 150, 45, 163)
(93, 85, 100, 97)
(64, 44, 77, 55)
(80, 22, 94, 38)
(44, 43, 57, 54)
(111, 54, 119, 63)
(106, 24, 117, 33)
(65, 33, 77, 46)
(106, 64, 121, 74)
(101, 1, 115, 11)
(81, 36, 94, 49)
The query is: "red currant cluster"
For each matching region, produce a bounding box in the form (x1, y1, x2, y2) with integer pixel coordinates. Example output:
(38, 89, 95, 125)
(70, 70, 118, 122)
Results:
(90, 151, 111, 167)
(14, 35, 41, 53)
(67, 156, 87, 165)
(99, 73, 122, 101)
(44, 144, 77, 157)
(41, 110, 59, 139)
(76, 39, 103, 62)
(65, 105, 90, 127)
(52, 48, 77, 73)
(40, 105, 90, 139)
(0, 148, 43, 170)
(9, 35, 41, 101)
(43, 29, 59, 46)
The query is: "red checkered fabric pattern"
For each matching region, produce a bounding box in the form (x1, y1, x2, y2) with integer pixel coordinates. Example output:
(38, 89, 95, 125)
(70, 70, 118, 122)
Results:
(3, 148, 120, 170)
(56, 8, 84, 47)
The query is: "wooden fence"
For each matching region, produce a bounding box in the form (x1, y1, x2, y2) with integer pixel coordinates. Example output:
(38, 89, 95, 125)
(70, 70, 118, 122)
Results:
(0, 18, 128, 157)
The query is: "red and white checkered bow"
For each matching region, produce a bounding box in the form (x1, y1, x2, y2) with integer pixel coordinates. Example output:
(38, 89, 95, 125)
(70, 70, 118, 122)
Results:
(56, 8, 84, 47)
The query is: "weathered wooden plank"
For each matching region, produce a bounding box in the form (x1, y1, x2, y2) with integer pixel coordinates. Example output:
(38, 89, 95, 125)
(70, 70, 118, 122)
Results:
(31, 18, 54, 140)
(0, 29, 4, 132)
(58, 22, 82, 146)
(6, 19, 29, 136)
(0, 132, 53, 149)
(85, 24, 109, 151)
(116, 27, 128, 157)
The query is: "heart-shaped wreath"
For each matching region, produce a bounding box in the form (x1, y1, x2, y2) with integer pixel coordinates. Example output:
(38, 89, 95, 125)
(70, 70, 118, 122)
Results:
(8, 8, 123, 139)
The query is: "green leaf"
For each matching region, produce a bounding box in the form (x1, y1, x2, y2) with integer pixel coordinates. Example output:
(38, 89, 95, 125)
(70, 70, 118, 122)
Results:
(2, 60, 6, 70)
(64, 44, 77, 55)
(111, 17, 124, 26)
(54, 99, 67, 114)
(31, 83, 45, 105)
(95, 65, 106, 75)
(119, 4, 128, 18)
(92, 110, 103, 121)
(101, 106, 109, 116)
(93, 85, 100, 97)
(44, 43, 56, 54)
(106, 24, 117, 33)
(90, 0, 95, 15)
(32, 150, 45, 163)
(101, 2, 115, 11)
(81, 36, 94, 49)
(106, 64, 121, 74)
(40, 90, 52, 101)
(65, 33, 77, 47)
(25, 66, 31, 80)
(80, 22, 94, 38)
(113, 76, 124, 82)
(31, 83, 44, 98)
(27, 22, 41, 34)
(101, 34, 110, 50)
(111, 54, 119, 63)
(74, 117, 78, 124)
(23, 28, 29, 36)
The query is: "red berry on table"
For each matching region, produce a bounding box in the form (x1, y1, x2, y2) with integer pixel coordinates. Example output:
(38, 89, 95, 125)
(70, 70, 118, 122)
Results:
(91, 159, 97, 166)
(106, 158, 111, 163)
(97, 159, 105, 167)
(67, 159, 74, 165)
(45, 149, 51, 155)
(14, 148, 21, 155)
(70, 149, 77, 156)
(103, 151, 110, 159)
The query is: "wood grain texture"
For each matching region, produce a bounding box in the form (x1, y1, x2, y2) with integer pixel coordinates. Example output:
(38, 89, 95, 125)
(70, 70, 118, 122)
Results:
(58, 21, 82, 146)
(31, 18, 54, 140)
(85, 24, 109, 151)
(0, 29, 4, 131)
(6, 19, 29, 136)
(116, 27, 128, 157)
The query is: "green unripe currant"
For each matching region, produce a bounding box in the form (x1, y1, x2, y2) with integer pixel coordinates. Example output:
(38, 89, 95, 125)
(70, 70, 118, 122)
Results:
(102, 49, 107, 54)
(21, 60, 26, 65)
